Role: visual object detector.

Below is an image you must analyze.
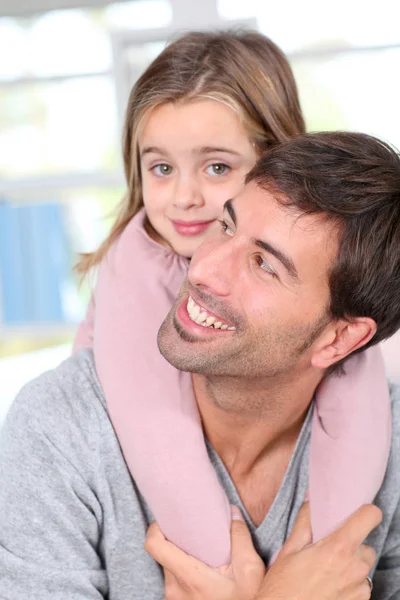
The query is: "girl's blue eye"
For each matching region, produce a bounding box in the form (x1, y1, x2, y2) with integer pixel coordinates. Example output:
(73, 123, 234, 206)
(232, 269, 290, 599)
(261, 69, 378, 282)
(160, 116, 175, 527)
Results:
(206, 163, 230, 176)
(153, 163, 173, 176)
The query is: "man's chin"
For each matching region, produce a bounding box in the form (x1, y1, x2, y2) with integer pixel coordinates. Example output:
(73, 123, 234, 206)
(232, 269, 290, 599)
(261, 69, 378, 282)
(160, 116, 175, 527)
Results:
(157, 312, 210, 373)
(157, 312, 188, 370)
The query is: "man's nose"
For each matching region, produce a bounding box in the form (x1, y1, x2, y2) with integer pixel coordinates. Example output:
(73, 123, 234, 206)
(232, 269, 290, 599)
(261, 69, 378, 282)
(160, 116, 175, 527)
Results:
(188, 239, 235, 297)
(173, 175, 204, 210)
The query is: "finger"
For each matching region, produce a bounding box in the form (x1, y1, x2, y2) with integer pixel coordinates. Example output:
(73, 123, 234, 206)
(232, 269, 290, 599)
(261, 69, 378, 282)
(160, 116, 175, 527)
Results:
(328, 505, 382, 553)
(362, 577, 374, 599)
(145, 521, 210, 577)
(357, 544, 377, 570)
(280, 502, 312, 557)
(164, 569, 184, 600)
(230, 506, 260, 564)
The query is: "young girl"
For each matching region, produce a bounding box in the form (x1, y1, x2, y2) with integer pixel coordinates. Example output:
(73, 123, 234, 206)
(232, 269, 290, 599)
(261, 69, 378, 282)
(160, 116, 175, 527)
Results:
(75, 31, 391, 567)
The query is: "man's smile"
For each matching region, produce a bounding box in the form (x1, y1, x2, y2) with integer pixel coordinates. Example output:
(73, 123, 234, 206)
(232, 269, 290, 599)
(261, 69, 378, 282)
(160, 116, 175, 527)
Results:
(186, 296, 236, 330)
(174, 295, 236, 338)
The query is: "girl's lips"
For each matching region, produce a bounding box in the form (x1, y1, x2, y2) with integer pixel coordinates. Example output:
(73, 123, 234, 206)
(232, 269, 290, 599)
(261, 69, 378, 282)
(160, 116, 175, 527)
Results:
(171, 219, 215, 236)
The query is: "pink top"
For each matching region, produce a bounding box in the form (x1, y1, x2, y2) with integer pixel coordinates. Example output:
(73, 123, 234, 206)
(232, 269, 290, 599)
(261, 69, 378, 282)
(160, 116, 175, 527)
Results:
(74, 210, 392, 566)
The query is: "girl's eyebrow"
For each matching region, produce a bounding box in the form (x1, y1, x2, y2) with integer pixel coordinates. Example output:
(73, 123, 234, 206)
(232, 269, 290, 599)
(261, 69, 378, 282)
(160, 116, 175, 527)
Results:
(194, 146, 242, 156)
(140, 146, 168, 157)
(140, 145, 242, 157)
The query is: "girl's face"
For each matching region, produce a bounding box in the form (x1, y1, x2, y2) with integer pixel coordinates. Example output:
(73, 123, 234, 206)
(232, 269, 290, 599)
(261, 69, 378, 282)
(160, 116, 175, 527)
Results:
(139, 99, 258, 257)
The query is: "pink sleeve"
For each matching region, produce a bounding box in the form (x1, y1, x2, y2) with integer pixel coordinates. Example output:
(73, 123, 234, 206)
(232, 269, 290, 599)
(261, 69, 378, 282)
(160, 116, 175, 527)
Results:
(72, 294, 95, 354)
(309, 344, 391, 541)
(93, 211, 231, 567)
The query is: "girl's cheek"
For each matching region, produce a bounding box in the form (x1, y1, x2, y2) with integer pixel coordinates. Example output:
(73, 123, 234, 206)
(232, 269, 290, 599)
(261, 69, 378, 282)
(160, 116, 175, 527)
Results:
(143, 181, 170, 206)
(195, 235, 223, 262)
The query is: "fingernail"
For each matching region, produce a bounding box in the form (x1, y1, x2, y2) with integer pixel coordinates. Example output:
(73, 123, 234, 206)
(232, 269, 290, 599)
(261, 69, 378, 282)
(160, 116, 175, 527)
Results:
(231, 505, 244, 521)
(304, 489, 309, 502)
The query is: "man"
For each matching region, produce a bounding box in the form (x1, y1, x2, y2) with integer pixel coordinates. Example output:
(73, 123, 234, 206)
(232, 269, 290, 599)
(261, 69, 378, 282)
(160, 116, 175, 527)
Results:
(0, 132, 399, 599)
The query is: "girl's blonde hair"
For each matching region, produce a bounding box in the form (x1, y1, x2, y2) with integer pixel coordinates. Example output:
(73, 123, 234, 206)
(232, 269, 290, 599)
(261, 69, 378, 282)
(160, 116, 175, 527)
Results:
(77, 30, 305, 275)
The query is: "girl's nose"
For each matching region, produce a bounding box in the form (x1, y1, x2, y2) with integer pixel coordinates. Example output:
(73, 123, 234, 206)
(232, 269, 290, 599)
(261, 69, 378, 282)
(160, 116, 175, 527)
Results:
(173, 177, 205, 210)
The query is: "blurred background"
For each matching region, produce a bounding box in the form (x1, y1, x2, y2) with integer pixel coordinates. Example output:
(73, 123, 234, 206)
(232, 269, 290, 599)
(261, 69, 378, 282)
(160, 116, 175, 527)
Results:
(1, 0, 400, 426)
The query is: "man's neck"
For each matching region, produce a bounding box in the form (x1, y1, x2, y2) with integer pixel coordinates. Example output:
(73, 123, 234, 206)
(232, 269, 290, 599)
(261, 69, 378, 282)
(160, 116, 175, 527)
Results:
(192, 370, 322, 480)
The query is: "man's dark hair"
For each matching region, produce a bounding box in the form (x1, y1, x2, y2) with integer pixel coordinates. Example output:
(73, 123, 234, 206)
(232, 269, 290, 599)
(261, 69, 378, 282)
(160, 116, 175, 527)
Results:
(246, 131, 400, 359)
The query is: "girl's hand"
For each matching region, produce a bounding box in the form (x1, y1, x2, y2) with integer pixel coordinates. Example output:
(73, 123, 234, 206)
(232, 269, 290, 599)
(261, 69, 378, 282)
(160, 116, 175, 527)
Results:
(145, 505, 266, 599)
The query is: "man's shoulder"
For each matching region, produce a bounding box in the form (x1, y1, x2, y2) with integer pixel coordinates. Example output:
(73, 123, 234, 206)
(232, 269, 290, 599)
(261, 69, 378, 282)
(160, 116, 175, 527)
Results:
(2, 349, 107, 447)
(385, 382, 400, 478)
(389, 381, 400, 425)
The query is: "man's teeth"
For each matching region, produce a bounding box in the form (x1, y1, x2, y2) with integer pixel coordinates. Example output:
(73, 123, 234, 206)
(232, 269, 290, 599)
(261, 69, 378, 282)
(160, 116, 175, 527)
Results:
(186, 296, 235, 330)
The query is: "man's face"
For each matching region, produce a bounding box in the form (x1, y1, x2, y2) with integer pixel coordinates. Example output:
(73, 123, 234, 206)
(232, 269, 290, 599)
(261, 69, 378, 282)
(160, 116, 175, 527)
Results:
(158, 181, 339, 381)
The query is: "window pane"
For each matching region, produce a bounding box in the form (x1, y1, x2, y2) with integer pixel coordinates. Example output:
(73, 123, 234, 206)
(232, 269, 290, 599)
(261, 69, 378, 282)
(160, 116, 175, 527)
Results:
(0, 2, 172, 82)
(29, 10, 112, 77)
(0, 186, 123, 330)
(0, 18, 27, 81)
(0, 76, 119, 178)
(292, 47, 400, 149)
(105, 0, 172, 30)
(218, 0, 400, 52)
(0, 10, 111, 80)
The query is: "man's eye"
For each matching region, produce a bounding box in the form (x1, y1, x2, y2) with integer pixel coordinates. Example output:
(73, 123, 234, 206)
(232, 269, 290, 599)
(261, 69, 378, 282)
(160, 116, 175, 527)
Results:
(152, 163, 173, 176)
(218, 219, 234, 237)
(255, 254, 275, 275)
(206, 163, 230, 176)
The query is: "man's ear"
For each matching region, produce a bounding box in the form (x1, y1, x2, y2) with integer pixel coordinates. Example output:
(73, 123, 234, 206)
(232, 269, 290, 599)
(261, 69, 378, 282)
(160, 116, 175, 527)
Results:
(311, 317, 377, 370)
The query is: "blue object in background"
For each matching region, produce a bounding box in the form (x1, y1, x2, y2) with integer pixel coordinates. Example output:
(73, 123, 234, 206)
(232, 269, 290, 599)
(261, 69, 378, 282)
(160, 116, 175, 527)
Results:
(21, 203, 69, 323)
(0, 202, 28, 323)
(0, 200, 70, 325)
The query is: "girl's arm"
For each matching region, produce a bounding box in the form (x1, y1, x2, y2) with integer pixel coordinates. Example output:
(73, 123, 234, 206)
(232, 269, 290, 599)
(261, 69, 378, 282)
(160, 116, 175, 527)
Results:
(73, 294, 95, 353)
(310, 345, 391, 541)
(93, 211, 231, 567)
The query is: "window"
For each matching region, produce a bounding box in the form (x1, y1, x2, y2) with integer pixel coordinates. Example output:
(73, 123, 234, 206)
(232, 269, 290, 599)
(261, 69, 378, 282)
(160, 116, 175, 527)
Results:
(218, 0, 400, 147)
(0, 0, 172, 359)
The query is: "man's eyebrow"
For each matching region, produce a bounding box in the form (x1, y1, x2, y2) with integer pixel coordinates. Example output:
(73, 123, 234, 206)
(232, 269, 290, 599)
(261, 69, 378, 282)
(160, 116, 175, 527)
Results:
(223, 199, 299, 281)
(255, 239, 299, 282)
(223, 199, 236, 225)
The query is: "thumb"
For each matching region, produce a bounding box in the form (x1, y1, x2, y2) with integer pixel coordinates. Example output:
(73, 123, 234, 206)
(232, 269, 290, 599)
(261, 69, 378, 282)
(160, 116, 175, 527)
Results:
(230, 505, 259, 565)
(279, 502, 312, 558)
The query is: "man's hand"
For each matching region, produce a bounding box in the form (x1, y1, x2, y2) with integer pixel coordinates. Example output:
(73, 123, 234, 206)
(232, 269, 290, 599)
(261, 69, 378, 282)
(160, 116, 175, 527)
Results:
(259, 503, 381, 600)
(145, 503, 381, 600)
(145, 505, 266, 599)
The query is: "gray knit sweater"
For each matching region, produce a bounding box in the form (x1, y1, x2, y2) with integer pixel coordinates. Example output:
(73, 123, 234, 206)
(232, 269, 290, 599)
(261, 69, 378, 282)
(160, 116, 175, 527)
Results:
(0, 350, 399, 599)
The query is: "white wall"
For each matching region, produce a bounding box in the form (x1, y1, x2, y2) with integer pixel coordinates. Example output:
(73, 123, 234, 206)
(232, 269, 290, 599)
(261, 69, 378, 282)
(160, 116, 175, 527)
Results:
(0, 344, 71, 428)
(382, 333, 400, 385)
